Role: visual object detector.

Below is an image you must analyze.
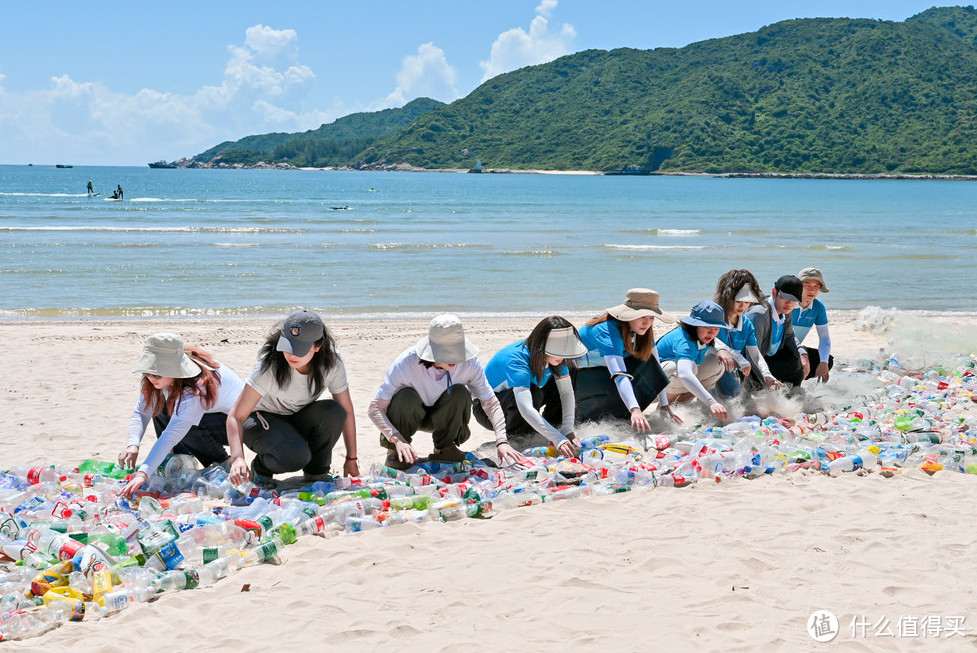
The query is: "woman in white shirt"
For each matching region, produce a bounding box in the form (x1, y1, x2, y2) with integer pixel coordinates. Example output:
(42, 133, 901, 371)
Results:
(119, 333, 244, 497)
(226, 310, 358, 487)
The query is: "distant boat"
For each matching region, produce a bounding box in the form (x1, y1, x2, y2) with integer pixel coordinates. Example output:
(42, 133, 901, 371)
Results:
(55, 164, 73, 169)
(148, 160, 178, 169)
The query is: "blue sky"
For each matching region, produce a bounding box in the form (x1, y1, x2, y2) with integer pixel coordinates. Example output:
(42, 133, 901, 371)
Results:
(0, 1, 949, 165)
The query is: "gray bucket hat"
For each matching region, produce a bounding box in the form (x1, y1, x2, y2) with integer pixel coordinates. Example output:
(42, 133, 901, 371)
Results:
(133, 333, 202, 378)
(797, 267, 830, 292)
(544, 327, 588, 358)
(606, 288, 676, 323)
(680, 301, 730, 329)
(415, 314, 479, 364)
(277, 309, 325, 357)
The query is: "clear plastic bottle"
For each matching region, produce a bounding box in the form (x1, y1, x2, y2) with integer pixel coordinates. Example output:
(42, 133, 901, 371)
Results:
(827, 449, 878, 474)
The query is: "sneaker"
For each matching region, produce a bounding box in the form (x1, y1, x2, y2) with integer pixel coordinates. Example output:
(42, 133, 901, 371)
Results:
(250, 461, 276, 488)
(429, 445, 466, 463)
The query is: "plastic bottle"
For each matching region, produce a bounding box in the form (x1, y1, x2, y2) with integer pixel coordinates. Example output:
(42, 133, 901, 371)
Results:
(7, 467, 58, 486)
(827, 449, 878, 474)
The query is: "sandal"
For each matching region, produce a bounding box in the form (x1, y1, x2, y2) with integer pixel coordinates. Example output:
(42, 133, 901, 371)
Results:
(250, 461, 277, 488)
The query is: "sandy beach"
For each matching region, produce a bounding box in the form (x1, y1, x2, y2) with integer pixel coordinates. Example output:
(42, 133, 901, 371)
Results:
(2, 311, 976, 651)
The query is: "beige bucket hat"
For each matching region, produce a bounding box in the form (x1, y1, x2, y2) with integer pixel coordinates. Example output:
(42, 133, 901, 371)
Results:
(606, 288, 675, 323)
(415, 314, 479, 364)
(797, 268, 830, 292)
(133, 333, 201, 378)
(544, 327, 588, 358)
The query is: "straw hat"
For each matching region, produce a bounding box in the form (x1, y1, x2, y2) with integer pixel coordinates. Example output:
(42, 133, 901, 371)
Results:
(544, 327, 588, 358)
(415, 314, 479, 364)
(680, 301, 730, 329)
(133, 333, 201, 378)
(606, 288, 675, 322)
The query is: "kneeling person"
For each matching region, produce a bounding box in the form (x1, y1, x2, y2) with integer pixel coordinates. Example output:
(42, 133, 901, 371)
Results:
(368, 315, 524, 470)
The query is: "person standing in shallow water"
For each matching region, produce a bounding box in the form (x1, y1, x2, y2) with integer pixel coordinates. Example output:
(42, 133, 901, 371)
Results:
(368, 314, 525, 470)
(226, 310, 358, 486)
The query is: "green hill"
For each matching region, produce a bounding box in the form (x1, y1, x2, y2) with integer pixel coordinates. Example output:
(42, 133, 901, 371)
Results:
(356, 6, 977, 174)
(191, 97, 445, 167)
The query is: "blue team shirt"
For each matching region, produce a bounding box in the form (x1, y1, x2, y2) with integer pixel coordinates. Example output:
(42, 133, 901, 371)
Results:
(791, 298, 828, 345)
(577, 320, 628, 368)
(484, 340, 568, 391)
(656, 327, 710, 365)
(717, 316, 759, 353)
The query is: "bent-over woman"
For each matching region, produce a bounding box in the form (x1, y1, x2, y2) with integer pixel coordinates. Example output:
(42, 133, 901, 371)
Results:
(474, 316, 587, 458)
(120, 333, 244, 496)
(575, 288, 680, 432)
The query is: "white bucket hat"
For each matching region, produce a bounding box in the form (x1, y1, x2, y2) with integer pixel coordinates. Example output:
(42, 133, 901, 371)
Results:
(606, 288, 675, 323)
(133, 333, 201, 378)
(415, 314, 479, 364)
(544, 327, 588, 358)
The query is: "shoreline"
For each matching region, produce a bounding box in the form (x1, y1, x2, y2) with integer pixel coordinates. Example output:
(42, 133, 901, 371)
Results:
(179, 162, 977, 180)
(3, 307, 977, 323)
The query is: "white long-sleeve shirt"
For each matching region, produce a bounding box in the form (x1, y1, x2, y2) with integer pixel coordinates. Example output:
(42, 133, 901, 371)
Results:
(127, 362, 244, 475)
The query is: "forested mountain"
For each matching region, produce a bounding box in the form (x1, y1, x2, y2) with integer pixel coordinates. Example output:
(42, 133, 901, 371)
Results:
(191, 97, 444, 167)
(196, 6, 977, 174)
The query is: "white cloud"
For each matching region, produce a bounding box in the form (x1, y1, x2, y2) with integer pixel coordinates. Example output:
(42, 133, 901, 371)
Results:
(0, 73, 6, 93)
(0, 25, 336, 165)
(383, 42, 460, 108)
(479, 1, 576, 82)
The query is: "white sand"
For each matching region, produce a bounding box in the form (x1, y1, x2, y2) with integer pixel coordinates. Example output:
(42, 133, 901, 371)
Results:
(2, 312, 976, 651)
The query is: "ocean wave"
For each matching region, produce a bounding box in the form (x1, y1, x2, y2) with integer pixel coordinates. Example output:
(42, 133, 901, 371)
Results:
(0, 226, 304, 234)
(622, 228, 704, 236)
(211, 243, 262, 248)
(0, 192, 89, 198)
(342, 229, 377, 234)
(502, 249, 564, 257)
(602, 244, 711, 251)
(373, 242, 488, 250)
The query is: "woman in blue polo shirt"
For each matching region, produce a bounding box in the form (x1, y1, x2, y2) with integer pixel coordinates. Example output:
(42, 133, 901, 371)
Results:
(575, 288, 680, 432)
(657, 300, 733, 420)
(474, 316, 587, 458)
(713, 269, 780, 397)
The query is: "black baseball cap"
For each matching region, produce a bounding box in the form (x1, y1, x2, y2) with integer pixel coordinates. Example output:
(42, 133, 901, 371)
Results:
(774, 275, 803, 303)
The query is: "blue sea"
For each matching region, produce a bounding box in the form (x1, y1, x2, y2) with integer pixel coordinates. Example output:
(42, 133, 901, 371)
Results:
(1, 165, 975, 319)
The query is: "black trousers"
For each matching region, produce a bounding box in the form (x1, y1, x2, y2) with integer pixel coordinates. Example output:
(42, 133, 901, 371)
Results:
(472, 377, 563, 436)
(152, 411, 230, 468)
(574, 356, 668, 421)
(243, 400, 346, 476)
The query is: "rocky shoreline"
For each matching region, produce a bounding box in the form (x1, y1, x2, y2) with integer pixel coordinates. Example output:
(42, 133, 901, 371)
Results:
(168, 159, 977, 180)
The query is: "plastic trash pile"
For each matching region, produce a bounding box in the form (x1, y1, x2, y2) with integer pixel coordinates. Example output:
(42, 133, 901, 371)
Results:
(1, 355, 975, 641)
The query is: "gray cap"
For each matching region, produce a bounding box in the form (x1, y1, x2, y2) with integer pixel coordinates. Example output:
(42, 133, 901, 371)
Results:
(277, 310, 325, 357)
